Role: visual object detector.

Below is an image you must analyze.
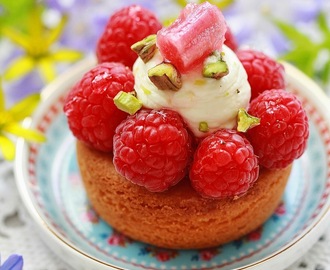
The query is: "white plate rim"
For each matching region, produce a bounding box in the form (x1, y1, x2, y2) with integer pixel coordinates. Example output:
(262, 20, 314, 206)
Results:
(14, 58, 330, 270)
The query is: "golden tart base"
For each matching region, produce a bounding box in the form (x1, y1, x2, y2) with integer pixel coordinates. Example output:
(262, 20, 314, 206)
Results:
(77, 140, 291, 249)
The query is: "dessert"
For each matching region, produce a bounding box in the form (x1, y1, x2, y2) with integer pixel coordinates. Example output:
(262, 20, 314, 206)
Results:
(64, 2, 309, 249)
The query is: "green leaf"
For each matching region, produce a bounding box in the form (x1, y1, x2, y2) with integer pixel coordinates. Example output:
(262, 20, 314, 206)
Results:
(176, 0, 188, 7)
(319, 59, 330, 84)
(274, 19, 314, 48)
(7, 93, 40, 121)
(0, 78, 5, 111)
(279, 49, 317, 77)
(162, 17, 177, 27)
(0, 0, 35, 32)
(275, 18, 323, 80)
(206, 0, 234, 9)
(3, 56, 35, 81)
(317, 12, 329, 36)
(51, 49, 83, 62)
(317, 13, 330, 49)
(0, 135, 15, 161)
(176, 0, 233, 9)
(3, 123, 46, 143)
(301, 53, 318, 77)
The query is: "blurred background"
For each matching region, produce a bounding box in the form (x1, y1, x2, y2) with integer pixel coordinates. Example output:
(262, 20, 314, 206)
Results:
(1, 0, 330, 107)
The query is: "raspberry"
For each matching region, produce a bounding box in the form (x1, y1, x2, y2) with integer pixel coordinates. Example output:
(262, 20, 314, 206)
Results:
(96, 5, 162, 69)
(190, 129, 259, 199)
(247, 89, 309, 169)
(236, 49, 285, 101)
(224, 26, 238, 51)
(113, 109, 192, 192)
(64, 62, 134, 152)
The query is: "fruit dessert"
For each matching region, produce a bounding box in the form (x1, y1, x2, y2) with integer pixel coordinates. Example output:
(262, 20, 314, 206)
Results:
(64, 2, 309, 249)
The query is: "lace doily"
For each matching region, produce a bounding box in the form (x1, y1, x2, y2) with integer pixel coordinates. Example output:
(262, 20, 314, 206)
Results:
(1, 158, 330, 270)
(0, 159, 69, 269)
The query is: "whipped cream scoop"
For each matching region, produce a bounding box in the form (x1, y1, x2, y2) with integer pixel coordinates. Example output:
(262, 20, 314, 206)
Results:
(133, 45, 251, 137)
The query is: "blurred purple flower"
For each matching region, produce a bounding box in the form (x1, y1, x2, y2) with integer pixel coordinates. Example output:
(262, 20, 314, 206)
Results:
(223, 0, 324, 56)
(294, 3, 321, 22)
(4, 0, 327, 106)
(1, 43, 42, 105)
(4, 71, 43, 106)
(56, 2, 119, 53)
(295, 0, 330, 22)
(45, 0, 88, 12)
(0, 254, 23, 270)
(269, 31, 291, 55)
(57, 0, 161, 54)
(123, 0, 158, 10)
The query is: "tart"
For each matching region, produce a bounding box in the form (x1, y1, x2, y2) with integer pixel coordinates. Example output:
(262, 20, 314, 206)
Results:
(64, 2, 309, 249)
(77, 141, 291, 249)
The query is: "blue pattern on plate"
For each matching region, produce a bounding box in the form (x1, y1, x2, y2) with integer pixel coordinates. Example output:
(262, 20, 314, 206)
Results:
(30, 104, 328, 270)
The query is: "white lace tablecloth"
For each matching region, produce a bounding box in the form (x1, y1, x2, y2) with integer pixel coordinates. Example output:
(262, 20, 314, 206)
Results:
(0, 159, 329, 270)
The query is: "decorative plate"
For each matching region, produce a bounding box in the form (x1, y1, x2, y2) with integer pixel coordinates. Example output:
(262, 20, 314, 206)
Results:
(15, 57, 330, 270)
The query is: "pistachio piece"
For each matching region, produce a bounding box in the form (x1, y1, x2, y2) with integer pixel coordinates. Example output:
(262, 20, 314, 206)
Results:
(203, 59, 229, 79)
(237, 108, 260, 132)
(203, 50, 229, 80)
(131, 34, 157, 63)
(114, 91, 142, 115)
(199, 121, 209, 133)
(148, 63, 182, 91)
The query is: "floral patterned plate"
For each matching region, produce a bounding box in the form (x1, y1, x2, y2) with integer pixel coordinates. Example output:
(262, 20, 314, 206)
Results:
(15, 57, 330, 270)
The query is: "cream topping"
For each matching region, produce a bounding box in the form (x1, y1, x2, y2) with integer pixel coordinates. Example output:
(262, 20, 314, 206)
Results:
(133, 45, 251, 137)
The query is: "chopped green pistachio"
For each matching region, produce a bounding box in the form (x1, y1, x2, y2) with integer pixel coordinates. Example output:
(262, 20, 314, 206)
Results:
(148, 62, 182, 91)
(237, 108, 260, 132)
(131, 34, 157, 63)
(199, 121, 209, 133)
(114, 91, 142, 115)
(203, 60, 229, 79)
(141, 85, 151, 95)
(194, 79, 206, 86)
(203, 50, 229, 80)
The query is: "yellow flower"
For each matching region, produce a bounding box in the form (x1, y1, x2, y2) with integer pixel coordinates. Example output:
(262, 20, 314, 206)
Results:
(1, 6, 82, 83)
(0, 78, 45, 161)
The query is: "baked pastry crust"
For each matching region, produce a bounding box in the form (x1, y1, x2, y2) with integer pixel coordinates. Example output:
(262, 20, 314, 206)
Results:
(77, 140, 292, 249)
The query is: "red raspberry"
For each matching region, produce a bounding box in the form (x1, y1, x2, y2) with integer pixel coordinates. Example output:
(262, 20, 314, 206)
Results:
(64, 62, 134, 152)
(96, 5, 162, 69)
(247, 89, 309, 169)
(113, 109, 192, 192)
(236, 49, 285, 101)
(224, 26, 238, 51)
(190, 129, 259, 199)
